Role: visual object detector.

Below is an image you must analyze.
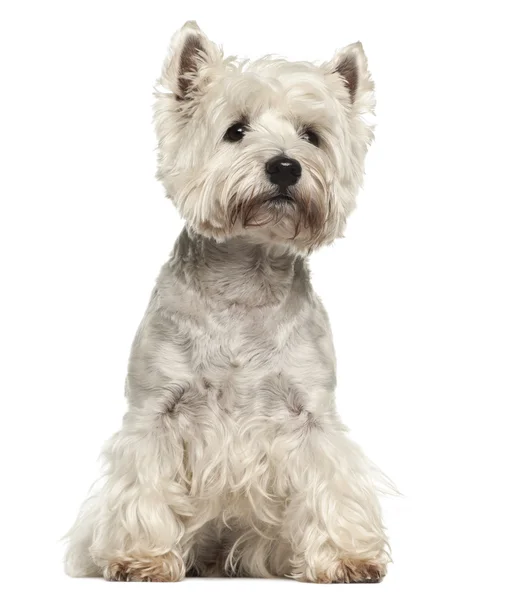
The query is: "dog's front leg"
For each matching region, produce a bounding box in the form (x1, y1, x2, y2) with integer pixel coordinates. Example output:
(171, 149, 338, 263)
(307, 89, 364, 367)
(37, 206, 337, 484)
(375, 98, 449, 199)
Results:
(66, 388, 192, 582)
(281, 418, 389, 583)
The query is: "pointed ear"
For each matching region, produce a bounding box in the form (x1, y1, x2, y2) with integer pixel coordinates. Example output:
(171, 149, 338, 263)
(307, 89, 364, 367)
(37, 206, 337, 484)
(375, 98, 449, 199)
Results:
(326, 42, 374, 107)
(159, 21, 222, 100)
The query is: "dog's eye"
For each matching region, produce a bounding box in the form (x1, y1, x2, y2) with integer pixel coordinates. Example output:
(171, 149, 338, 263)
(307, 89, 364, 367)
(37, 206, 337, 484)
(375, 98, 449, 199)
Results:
(301, 129, 319, 147)
(225, 122, 248, 142)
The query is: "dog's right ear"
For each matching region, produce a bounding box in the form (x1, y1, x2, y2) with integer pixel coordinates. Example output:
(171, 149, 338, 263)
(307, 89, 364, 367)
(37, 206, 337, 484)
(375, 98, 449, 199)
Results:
(159, 21, 222, 101)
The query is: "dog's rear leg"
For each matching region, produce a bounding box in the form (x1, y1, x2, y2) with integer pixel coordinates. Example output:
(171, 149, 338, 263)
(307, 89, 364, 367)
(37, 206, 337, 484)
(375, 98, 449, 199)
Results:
(65, 394, 192, 581)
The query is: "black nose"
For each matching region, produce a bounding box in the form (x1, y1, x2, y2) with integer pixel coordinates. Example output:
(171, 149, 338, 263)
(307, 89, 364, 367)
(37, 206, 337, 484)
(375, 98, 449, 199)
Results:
(266, 155, 302, 188)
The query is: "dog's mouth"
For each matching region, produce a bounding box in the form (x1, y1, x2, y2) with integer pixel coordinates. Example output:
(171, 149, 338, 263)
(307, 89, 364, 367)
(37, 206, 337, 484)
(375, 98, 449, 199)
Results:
(264, 193, 294, 205)
(230, 190, 325, 244)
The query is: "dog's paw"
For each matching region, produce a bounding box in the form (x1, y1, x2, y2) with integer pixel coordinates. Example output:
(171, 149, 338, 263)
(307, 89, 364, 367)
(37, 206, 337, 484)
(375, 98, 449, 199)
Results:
(301, 558, 386, 583)
(318, 558, 386, 583)
(103, 552, 185, 582)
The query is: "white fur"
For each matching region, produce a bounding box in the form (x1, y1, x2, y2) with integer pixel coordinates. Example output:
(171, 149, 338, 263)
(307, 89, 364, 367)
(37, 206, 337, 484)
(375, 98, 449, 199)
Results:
(65, 21, 390, 583)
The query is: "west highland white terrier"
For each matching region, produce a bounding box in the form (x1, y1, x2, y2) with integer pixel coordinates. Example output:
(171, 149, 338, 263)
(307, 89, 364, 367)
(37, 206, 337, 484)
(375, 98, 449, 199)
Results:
(65, 21, 390, 583)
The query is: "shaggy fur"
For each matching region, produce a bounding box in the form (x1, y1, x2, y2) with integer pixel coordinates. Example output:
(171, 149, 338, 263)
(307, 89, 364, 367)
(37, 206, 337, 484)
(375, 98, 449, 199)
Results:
(65, 21, 390, 583)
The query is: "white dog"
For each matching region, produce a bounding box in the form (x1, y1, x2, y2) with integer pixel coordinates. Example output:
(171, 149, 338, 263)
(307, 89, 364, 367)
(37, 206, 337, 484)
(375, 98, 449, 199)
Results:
(65, 21, 390, 583)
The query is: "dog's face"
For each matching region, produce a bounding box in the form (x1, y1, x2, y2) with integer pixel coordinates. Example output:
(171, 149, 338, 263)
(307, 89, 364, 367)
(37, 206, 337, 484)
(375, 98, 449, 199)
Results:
(154, 21, 375, 251)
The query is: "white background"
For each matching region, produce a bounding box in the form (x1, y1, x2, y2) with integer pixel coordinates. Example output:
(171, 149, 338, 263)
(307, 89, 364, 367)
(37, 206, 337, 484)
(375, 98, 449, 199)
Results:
(1, 1, 507, 598)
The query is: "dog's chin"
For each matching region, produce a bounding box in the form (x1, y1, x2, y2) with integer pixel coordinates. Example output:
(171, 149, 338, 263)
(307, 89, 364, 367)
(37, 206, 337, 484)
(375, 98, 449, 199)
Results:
(227, 191, 330, 250)
(231, 197, 304, 246)
(237, 193, 298, 227)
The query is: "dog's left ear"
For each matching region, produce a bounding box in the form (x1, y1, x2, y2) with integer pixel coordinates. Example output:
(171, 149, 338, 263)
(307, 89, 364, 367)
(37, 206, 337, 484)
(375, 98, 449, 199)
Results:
(325, 42, 374, 108)
(159, 21, 222, 101)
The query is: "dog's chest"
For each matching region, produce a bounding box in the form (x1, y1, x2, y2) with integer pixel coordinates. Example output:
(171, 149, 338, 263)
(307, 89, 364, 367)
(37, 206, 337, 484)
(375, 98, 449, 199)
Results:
(166, 299, 335, 496)
(192, 314, 284, 413)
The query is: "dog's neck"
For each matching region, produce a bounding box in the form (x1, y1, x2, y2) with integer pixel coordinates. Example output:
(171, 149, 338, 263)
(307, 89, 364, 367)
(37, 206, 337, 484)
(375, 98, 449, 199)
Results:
(169, 227, 311, 309)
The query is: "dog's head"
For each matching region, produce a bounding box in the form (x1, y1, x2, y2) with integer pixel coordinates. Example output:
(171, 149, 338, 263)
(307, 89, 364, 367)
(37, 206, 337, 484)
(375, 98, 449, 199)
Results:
(154, 21, 375, 251)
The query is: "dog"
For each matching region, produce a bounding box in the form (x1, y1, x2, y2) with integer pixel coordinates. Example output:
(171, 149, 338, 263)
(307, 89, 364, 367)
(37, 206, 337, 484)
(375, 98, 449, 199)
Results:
(65, 21, 390, 583)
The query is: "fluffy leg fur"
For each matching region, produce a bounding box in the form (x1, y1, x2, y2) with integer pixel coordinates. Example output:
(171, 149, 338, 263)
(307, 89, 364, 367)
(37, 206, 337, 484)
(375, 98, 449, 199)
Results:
(65, 402, 191, 581)
(280, 418, 389, 583)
